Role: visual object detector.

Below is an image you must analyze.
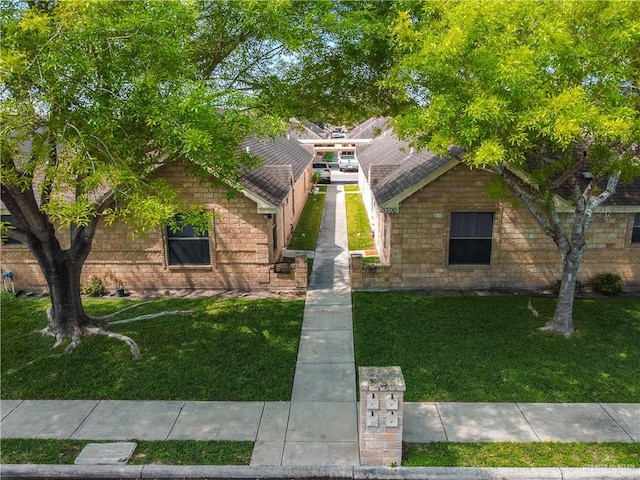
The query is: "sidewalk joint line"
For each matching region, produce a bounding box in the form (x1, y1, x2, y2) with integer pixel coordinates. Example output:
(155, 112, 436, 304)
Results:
(515, 402, 541, 442)
(434, 402, 449, 442)
(165, 400, 186, 441)
(69, 399, 101, 440)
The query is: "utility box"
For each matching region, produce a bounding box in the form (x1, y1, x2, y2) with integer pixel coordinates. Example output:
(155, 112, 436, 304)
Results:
(358, 366, 406, 466)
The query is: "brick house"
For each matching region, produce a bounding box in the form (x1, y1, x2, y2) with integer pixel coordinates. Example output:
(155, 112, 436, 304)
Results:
(2, 131, 318, 292)
(352, 129, 640, 292)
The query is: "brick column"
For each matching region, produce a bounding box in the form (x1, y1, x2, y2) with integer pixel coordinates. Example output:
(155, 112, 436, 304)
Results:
(294, 253, 308, 289)
(358, 366, 406, 466)
(350, 254, 363, 288)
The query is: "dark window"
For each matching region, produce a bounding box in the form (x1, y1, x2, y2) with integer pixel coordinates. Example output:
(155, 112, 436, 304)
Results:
(1, 215, 22, 245)
(449, 212, 494, 265)
(272, 215, 277, 253)
(632, 214, 640, 243)
(167, 223, 210, 265)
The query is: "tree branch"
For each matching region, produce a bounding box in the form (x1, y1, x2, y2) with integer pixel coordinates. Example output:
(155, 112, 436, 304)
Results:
(496, 165, 555, 237)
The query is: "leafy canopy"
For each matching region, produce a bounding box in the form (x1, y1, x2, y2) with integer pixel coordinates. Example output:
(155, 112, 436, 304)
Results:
(386, 0, 640, 180)
(1, 0, 306, 236)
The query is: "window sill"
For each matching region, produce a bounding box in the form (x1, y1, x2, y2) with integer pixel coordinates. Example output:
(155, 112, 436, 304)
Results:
(167, 265, 213, 272)
(448, 264, 492, 268)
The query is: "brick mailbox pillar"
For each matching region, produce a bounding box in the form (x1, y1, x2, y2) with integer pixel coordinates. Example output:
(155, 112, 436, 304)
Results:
(358, 366, 406, 466)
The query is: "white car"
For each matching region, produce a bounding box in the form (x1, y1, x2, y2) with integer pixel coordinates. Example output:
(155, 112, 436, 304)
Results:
(337, 151, 358, 172)
(312, 162, 332, 184)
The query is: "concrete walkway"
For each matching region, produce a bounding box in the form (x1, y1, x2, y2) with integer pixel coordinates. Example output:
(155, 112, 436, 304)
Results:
(2, 398, 638, 445)
(1, 184, 639, 476)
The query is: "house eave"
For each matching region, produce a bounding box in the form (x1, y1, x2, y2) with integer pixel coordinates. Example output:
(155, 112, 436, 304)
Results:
(242, 189, 278, 214)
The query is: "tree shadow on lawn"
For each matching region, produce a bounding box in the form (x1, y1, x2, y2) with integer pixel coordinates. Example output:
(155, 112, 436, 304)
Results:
(0, 295, 304, 401)
(353, 293, 640, 403)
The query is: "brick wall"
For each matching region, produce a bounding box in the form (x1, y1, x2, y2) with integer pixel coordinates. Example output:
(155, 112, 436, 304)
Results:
(352, 164, 639, 291)
(2, 162, 309, 292)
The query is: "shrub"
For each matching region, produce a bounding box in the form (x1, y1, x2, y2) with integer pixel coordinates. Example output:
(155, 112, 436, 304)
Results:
(80, 276, 107, 297)
(590, 273, 624, 296)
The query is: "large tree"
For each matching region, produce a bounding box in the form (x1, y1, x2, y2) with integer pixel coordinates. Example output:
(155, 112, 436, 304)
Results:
(384, 0, 640, 336)
(0, 0, 318, 355)
(260, 0, 410, 126)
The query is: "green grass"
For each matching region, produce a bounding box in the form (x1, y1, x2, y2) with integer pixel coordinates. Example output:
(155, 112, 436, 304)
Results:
(287, 192, 325, 250)
(353, 293, 640, 402)
(403, 442, 640, 467)
(0, 439, 252, 465)
(345, 188, 374, 251)
(1, 294, 303, 401)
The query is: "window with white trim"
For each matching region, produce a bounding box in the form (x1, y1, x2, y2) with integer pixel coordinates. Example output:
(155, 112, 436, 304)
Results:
(449, 212, 494, 265)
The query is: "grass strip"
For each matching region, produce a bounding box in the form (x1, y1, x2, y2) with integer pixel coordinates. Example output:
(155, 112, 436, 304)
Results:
(345, 188, 374, 251)
(287, 192, 325, 250)
(0, 439, 252, 465)
(1, 295, 303, 401)
(403, 442, 640, 467)
(353, 293, 640, 402)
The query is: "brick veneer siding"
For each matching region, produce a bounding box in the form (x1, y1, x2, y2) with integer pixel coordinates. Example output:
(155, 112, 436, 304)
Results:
(2, 162, 309, 292)
(352, 164, 639, 291)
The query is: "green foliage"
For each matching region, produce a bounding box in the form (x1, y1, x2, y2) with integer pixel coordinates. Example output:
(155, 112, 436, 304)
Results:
(353, 293, 640, 402)
(590, 273, 624, 296)
(0, 296, 304, 401)
(386, 0, 640, 176)
(1, 0, 325, 295)
(80, 276, 107, 297)
(404, 442, 640, 468)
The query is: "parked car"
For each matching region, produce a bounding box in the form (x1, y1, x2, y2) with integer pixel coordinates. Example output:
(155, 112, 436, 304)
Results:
(312, 162, 332, 184)
(331, 130, 345, 139)
(337, 151, 359, 172)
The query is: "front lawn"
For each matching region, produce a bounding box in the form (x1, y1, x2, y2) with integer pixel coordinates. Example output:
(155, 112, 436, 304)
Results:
(353, 293, 640, 402)
(287, 191, 325, 251)
(344, 186, 374, 251)
(403, 442, 640, 467)
(1, 294, 303, 401)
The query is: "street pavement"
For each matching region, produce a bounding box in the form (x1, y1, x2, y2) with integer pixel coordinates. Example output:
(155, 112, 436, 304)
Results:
(1, 183, 638, 479)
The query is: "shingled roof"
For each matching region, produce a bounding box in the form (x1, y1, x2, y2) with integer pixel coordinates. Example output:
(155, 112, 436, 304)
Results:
(360, 129, 639, 210)
(240, 134, 314, 207)
(349, 117, 390, 140)
(374, 148, 462, 207)
(357, 131, 462, 208)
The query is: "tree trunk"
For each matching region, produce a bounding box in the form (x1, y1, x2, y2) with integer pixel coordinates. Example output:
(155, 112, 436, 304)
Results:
(37, 248, 97, 349)
(44, 253, 93, 334)
(544, 249, 584, 337)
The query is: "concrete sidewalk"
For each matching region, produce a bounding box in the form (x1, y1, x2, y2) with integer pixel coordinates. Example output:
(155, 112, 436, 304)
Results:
(1, 399, 638, 445)
(1, 184, 638, 478)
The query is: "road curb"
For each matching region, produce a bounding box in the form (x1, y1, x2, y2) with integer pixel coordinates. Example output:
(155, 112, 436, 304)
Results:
(1, 465, 638, 480)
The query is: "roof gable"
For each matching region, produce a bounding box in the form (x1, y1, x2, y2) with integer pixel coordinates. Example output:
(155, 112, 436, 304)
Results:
(374, 148, 461, 208)
(239, 134, 313, 210)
